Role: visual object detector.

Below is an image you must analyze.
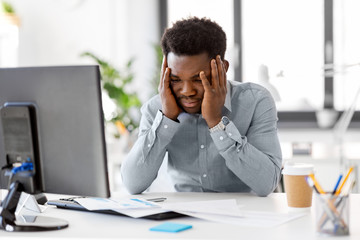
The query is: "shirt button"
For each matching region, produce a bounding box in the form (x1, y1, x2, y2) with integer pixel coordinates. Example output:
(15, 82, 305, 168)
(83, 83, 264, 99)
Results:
(203, 174, 207, 178)
(164, 124, 168, 129)
(228, 133, 232, 137)
(200, 145, 204, 149)
(219, 136, 224, 141)
(148, 144, 151, 147)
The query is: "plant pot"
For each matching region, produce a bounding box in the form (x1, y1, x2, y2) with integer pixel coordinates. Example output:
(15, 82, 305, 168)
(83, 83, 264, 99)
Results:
(0, 13, 20, 26)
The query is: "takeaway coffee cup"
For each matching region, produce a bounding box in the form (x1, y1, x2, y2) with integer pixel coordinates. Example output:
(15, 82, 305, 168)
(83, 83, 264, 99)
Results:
(282, 163, 314, 210)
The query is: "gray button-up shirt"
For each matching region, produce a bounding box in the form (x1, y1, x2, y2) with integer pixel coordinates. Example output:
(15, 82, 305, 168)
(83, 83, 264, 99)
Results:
(121, 80, 282, 196)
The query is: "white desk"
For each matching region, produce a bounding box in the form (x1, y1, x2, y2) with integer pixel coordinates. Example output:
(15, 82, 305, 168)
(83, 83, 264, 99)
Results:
(1, 192, 360, 239)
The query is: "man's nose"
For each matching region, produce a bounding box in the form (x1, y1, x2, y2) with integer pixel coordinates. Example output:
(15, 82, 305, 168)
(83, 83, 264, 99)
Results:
(180, 81, 196, 96)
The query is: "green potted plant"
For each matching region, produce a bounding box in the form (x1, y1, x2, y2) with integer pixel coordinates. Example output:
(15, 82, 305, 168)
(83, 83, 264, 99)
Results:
(0, 1, 20, 26)
(81, 52, 141, 138)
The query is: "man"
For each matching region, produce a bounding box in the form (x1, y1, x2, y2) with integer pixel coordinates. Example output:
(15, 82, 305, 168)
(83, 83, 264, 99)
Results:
(121, 17, 282, 196)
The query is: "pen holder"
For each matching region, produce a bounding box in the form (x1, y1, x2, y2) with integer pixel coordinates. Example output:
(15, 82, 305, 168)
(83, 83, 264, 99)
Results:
(315, 193, 349, 236)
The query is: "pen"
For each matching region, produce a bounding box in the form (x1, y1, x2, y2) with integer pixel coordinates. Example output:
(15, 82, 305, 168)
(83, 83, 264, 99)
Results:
(318, 171, 354, 230)
(146, 197, 167, 203)
(305, 176, 319, 193)
(319, 196, 344, 229)
(309, 173, 325, 194)
(318, 195, 347, 230)
(335, 166, 354, 196)
(332, 174, 343, 195)
(317, 196, 338, 228)
(339, 177, 355, 196)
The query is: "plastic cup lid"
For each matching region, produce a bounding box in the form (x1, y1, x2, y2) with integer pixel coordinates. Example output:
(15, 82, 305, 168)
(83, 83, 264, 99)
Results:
(282, 163, 314, 176)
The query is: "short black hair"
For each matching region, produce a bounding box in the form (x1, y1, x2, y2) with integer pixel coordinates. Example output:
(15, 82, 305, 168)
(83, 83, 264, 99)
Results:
(161, 17, 227, 60)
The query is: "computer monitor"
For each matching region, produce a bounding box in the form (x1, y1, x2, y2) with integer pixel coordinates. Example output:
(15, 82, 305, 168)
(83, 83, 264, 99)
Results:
(0, 65, 110, 198)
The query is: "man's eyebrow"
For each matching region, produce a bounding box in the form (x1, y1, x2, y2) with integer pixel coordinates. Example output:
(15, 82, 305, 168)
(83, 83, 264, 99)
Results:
(190, 73, 201, 79)
(170, 73, 204, 79)
(170, 73, 180, 78)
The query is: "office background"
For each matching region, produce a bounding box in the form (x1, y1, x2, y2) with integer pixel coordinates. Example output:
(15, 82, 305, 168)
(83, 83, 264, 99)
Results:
(1, 0, 360, 193)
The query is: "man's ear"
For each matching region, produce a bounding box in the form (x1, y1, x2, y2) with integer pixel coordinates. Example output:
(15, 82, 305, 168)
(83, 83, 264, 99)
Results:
(224, 60, 230, 72)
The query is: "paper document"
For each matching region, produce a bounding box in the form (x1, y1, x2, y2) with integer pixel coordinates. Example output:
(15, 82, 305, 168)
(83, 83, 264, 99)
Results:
(76, 197, 160, 210)
(162, 199, 306, 227)
(178, 210, 306, 228)
(75, 197, 169, 218)
(75, 197, 306, 225)
(162, 199, 243, 217)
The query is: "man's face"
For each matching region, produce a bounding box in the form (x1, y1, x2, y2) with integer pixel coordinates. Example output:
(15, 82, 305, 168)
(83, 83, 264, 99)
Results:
(167, 52, 211, 114)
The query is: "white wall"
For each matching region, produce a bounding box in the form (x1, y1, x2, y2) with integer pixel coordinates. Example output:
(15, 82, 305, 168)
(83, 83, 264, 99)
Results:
(10, 0, 159, 100)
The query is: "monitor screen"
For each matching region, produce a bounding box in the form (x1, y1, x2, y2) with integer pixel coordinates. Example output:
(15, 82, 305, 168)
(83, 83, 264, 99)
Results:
(0, 65, 110, 198)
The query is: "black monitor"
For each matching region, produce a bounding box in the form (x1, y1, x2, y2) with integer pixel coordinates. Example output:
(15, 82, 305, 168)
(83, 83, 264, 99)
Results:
(0, 65, 110, 200)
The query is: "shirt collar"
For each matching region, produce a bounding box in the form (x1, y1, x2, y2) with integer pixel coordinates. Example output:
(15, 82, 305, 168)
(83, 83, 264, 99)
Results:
(224, 81, 232, 112)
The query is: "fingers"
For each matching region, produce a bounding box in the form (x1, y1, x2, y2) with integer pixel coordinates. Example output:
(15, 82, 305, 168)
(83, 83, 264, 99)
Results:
(201, 56, 227, 125)
(163, 67, 170, 88)
(210, 55, 227, 90)
(161, 55, 167, 74)
(159, 67, 170, 92)
(200, 71, 211, 91)
(159, 55, 167, 88)
(216, 55, 226, 89)
(211, 58, 220, 89)
(216, 56, 227, 94)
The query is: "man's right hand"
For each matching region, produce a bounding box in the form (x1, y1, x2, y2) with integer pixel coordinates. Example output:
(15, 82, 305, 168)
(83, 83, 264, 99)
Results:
(158, 55, 182, 121)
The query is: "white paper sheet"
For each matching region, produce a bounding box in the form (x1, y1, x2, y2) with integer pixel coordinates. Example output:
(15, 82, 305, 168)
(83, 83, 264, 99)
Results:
(162, 199, 306, 227)
(162, 199, 243, 217)
(75, 197, 306, 225)
(173, 210, 306, 228)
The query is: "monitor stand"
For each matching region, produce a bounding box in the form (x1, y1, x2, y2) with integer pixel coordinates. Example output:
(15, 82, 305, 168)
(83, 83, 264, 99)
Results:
(0, 181, 68, 232)
(34, 193, 48, 205)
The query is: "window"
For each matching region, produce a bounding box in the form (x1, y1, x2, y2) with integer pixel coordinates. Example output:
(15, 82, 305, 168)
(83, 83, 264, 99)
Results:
(242, 0, 324, 111)
(334, 0, 360, 111)
(163, 0, 360, 127)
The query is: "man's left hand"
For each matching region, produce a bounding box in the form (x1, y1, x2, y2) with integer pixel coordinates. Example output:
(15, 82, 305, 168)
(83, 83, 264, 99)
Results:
(200, 55, 227, 128)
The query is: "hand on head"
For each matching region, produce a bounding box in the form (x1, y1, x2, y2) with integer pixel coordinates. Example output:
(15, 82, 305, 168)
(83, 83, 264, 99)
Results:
(158, 53, 228, 127)
(158, 55, 183, 121)
(200, 55, 227, 128)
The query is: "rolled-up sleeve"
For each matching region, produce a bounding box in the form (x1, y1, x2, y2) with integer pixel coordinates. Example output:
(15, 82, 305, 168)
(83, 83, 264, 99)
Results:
(210, 89, 282, 196)
(121, 99, 180, 194)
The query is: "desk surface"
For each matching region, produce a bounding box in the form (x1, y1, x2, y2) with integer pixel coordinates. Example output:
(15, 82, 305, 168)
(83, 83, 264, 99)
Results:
(1, 191, 360, 239)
